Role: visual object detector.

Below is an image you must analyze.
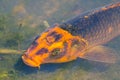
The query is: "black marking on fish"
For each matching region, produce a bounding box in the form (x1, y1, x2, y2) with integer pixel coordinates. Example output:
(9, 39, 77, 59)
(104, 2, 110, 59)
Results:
(29, 41, 38, 51)
(34, 35, 40, 41)
(32, 41, 38, 46)
(48, 31, 57, 36)
(54, 34, 62, 41)
(47, 31, 62, 42)
(36, 48, 48, 55)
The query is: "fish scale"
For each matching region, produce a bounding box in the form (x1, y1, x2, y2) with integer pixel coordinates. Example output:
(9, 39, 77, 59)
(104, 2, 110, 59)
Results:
(60, 2, 120, 46)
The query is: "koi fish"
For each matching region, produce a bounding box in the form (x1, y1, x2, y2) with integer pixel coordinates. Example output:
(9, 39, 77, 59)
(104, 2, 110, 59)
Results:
(22, 2, 120, 67)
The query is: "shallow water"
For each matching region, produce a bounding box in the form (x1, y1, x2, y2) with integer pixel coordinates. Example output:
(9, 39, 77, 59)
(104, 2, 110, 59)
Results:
(0, 0, 120, 80)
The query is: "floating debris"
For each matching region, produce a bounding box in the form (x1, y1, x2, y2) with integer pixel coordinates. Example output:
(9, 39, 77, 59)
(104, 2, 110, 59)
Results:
(0, 48, 23, 54)
(43, 20, 50, 28)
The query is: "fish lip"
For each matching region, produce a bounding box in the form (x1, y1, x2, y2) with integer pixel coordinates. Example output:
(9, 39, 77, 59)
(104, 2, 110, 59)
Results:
(22, 54, 40, 67)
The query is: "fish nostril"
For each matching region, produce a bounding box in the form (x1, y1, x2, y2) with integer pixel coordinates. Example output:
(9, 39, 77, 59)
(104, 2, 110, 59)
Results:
(25, 51, 29, 55)
(23, 54, 28, 58)
(24, 48, 31, 55)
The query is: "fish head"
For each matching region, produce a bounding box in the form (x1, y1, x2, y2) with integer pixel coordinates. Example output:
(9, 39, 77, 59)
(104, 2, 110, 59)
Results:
(22, 26, 87, 67)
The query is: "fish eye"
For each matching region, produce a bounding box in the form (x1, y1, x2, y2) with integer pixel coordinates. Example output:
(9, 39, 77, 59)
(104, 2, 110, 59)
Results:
(51, 48, 61, 56)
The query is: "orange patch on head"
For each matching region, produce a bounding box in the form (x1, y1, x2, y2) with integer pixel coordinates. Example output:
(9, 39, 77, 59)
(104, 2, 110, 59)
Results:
(22, 26, 88, 67)
(46, 36, 55, 43)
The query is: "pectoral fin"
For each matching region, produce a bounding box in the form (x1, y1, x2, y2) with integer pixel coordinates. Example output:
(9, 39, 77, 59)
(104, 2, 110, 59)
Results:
(79, 46, 118, 63)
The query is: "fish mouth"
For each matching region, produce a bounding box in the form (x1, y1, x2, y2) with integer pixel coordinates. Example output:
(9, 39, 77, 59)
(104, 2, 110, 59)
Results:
(22, 54, 40, 67)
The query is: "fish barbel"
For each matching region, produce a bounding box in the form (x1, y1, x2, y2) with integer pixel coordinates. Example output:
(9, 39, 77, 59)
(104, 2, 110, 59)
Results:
(22, 2, 120, 67)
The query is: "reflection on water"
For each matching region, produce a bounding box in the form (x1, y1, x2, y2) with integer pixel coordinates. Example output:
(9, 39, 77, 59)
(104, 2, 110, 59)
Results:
(0, 0, 120, 80)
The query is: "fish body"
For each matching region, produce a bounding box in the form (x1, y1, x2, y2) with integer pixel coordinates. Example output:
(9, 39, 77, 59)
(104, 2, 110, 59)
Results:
(22, 2, 120, 67)
(60, 2, 120, 46)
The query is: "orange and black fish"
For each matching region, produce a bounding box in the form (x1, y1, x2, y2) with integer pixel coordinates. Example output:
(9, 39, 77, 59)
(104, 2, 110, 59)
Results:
(22, 2, 120, 67)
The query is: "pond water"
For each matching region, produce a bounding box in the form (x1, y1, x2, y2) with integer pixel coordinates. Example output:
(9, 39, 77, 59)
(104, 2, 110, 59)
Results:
(0, 0, 120, 80)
